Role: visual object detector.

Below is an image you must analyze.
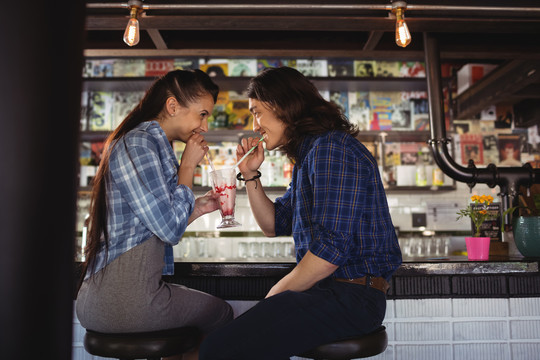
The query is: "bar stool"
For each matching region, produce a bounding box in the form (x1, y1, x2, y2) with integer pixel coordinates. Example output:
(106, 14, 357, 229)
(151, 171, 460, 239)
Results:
(300, 326, 388, 360)
(83, 326, 201, 360)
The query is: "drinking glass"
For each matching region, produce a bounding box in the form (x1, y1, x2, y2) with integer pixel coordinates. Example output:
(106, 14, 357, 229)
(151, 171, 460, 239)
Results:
(210, 167, 241, 228)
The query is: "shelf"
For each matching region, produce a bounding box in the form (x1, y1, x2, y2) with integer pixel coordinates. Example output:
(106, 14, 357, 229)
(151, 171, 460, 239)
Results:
(311, 76, 427, 92)
(357, 130, 431, 143)
(82, 76, 427, 94)
(79, 185, 454, 195)
(384, 185, 456, 192)
(82, 77, 155, 92)
(80, 129, 259, 143)
(80, 130, 432, 143)
(453, 60, 540, 119)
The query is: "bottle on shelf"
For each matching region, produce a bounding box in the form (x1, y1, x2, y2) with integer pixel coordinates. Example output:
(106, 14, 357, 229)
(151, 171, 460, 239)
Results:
(415, 146, 429, 187)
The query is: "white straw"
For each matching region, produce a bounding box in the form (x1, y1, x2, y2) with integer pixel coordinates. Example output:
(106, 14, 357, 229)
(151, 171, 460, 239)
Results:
(206, 152, 216, 173)
(233, 137, 264, 169)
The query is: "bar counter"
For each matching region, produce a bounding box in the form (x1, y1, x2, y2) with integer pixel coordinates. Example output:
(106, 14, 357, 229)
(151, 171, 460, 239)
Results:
(156, 256, 540, 300)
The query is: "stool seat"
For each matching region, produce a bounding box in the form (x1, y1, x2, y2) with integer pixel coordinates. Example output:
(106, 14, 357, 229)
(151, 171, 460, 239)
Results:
(84, 326, 201, 360)
(300, 326, 388, 360)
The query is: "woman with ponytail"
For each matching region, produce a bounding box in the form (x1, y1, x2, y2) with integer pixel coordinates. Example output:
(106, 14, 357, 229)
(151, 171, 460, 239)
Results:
(76, 70, 233, 357)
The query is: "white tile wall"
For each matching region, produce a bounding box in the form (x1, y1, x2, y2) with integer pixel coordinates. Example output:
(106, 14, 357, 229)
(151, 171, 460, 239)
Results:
(73, 297, 540, 360)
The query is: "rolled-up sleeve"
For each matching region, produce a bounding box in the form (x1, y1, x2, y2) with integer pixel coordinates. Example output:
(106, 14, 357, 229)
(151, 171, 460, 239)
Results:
(274, 188, 293, 236)
(307, 141, 369, 265)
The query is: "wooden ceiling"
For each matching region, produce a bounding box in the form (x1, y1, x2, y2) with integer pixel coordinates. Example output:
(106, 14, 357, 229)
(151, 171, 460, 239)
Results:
(84, 0, 540, 61)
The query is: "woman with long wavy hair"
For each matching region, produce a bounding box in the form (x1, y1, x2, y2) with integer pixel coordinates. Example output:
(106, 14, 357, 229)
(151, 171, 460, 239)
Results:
(76, 70, 233, 358)
(200, 67, 402, 360)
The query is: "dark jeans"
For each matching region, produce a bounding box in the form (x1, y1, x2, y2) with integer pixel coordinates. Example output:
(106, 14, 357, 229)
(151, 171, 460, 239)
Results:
(199, 277, 387, 360)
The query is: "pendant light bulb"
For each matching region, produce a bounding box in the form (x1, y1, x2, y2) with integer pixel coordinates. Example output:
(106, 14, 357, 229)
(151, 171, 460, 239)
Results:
(123, 6, 140, 46)
(392, 2, 411, 48)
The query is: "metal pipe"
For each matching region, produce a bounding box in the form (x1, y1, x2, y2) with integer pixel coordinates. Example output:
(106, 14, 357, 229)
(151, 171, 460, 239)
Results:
(423, 32, 540, 229)
(86, 3, 540, 15)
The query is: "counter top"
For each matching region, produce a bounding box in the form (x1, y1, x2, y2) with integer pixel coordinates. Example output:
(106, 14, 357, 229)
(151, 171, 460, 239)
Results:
(161, 256, 540, 300)
(74, 257, 540, 300)
(172, 256, 538, 276)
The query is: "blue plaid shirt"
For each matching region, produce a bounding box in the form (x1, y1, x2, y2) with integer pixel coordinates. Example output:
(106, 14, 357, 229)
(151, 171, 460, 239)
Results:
(85, 121, 194, 280)
(274, 131, 402, 281)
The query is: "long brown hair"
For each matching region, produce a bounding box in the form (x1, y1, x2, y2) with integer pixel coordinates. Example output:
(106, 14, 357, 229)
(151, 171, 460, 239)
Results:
(245, 66, 358, 162)
(80, 69, 218, 285)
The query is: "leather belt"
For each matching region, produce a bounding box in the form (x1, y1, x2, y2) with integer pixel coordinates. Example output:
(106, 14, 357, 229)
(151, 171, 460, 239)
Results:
(334, 276, 390, 293)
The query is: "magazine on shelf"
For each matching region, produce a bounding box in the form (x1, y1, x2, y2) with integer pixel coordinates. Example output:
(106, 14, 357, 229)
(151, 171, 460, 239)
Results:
(113, 58, 146, 77)
(480, 105, 497, 120)
(374, 61, 401, 77)
(89, 91, 113, 131)
(173, 58, 199, 70)
(498, 133, 522, 166)
(199, 60, 229, 77)
(482, 133, 499, 165)
(257, 59, 284, 73)
(400, 142, 420, 165)
(112, 92, 145, 129)
(348, 91, 371, 131)
(296, 59, 328, 77)
(353, 60, 376, 77)
(91, 59, 115, 77)
(369, 92, 395, 130)
(384, 143, 401, 167)
(145, 59, 175, 77)
(229, 59, 257, 76)
(80, 91, 89, 131)
(228, 99, 253, 130)
(80, 142, 92, 166)
(329, 91, 349, 119)
(282, 59, 297, 69)
(327, 59, 354, 77)
(390, 95, 412, 131)
(398, 61, 426, 78)
(460, 133, 484, 165)
(82, 61, 93, 78)
(411, 98, 429, 131)
(209, 91, 230, 129)
(495, 103, 514, 128)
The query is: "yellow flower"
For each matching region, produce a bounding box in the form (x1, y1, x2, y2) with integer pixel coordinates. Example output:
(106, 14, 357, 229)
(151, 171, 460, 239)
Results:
(457, 194, 497, 237)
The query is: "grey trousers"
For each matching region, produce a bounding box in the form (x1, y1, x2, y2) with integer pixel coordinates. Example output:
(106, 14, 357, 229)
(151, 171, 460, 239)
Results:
(76, 236, 233, 334)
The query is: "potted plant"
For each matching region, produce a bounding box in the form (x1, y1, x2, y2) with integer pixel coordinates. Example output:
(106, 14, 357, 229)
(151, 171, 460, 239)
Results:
(502, 201, 540, 257)
(456, 195, 496, 260)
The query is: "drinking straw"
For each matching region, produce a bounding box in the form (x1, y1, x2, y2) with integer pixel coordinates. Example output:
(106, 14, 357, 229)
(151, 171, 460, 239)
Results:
(206, 152, 216, 173)
(233, 137, 264, 169)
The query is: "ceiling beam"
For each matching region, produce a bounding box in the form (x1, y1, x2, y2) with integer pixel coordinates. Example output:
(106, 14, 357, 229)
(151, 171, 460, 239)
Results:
(147, 29, 168, 50)
(363, 31, 384, 51)
(86, 15, 540, 33)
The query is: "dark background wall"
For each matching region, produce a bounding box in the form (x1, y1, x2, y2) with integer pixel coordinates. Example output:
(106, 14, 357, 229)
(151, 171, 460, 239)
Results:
(0, 2, 84, 358)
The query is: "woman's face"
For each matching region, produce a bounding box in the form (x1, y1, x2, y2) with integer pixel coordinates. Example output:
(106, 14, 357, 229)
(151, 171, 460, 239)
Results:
(249, 98, 287, 150)
(165, 94, 214, 142)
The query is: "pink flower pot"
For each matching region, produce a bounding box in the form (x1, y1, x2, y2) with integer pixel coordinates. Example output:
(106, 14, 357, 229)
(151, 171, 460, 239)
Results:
(465, 237, 491, 261)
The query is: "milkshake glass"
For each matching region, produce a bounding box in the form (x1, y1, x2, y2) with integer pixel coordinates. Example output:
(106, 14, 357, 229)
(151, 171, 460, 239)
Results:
(209, 167, 241, 228)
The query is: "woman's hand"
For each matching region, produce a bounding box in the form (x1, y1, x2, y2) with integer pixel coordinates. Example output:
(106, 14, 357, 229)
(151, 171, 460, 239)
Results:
(178, 133, 208, 187)
(180, 133, 208, 174)
(188, 191, 219, 224)
(236, 137, 265, 176)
